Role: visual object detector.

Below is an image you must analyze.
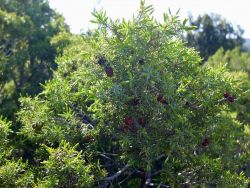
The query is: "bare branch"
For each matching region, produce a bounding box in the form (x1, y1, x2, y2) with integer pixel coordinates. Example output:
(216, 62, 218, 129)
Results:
(103, 164, 129, 182)
(98, 153, 113, 161)
(143, 172, 152, 188)
(151, 169, 163, 177)
(96, 151, 118, 157)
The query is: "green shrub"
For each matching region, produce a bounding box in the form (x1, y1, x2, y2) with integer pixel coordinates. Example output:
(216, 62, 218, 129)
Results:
(35, 141, 96, 188)
(0, 159, 34, 187)
(0, 116, 12, 159)
(2, 1, 248, 187)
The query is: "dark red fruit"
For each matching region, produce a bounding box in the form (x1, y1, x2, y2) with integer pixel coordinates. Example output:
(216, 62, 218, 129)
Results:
(105, 67, 114, 77)
(84, 135, 94, 142)
(138, 118, 145, 126)
(223, 92, 230, 98)
(227, 95, 235, 102)
(157, 94, 164, 101)
(202, 138, 211, 147)
(124, 116, 134, 126)
(133, 98, 142, 105)
(105, 66, 114, 77)
(223, 92, 235, 102)
(157, 94, 168, 104)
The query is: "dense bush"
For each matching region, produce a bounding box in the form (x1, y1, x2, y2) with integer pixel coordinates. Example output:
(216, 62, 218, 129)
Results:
(0, 1, 249, 187)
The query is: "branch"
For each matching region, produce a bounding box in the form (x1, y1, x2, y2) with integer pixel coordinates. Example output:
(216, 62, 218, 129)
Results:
(155, 154, 165, 161)
(98, 153, 114, 161)
(185, 102, 202, 110)
(143, 178, 152, 188)
(118, 170, 135, 186)
(217, 98, 227, 104)
(151, 169, 163, 177)
(142, 172, 153, 188)
(96, 151, 118, 157)
(69, 104, 96, 126)
(103, 164, 129, 182)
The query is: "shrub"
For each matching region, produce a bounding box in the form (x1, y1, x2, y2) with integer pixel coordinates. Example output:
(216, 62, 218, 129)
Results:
(35, 141, 96, 188)
(0, 159, 34, 187)
(10, 1, 250, 187)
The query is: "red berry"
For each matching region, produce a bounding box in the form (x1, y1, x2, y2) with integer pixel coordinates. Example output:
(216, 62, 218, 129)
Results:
(227, 95, 235, 102)
(133, 98, 142, 105)
(202, 138, 211, 147)
(223, 92, 230, 98)
(124, 116, 134, 126)
(157, 94, 164, 101)
(84, 135, 94, 142)
(105, 66, 113, 77)
(138, 118, 145, 126)
(160, 98, 168, 104)
(157, 94, 168, 104)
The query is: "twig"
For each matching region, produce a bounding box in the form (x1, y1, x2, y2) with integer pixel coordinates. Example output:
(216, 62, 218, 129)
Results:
(118, 170, 134, 186)
(96, 151, 118, 157)
(185, 102, 202, 110)
(98, 153, 113, 161)
(69, 104, 96, 126)
(99, 164, 130, 187)
(155, 154, 165, 161)
(217, 98, 227, 104)
(151, 169, 163, 177)
(103, 164, 129, 182)
(143, 172, 152, 188)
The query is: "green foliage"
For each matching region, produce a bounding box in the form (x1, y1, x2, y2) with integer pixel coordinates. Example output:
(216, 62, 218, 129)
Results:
(186, 14, 244, 61)
(0, 1, 249, 187)
(0, 159, 34, 187)
(0, 0, 69, 119)
(0, 116, 12, 157)
(207, 47, 250, 124)
(36, 141, 95, 188)
(207, 47, 250, 74)
(0, 117, 34, 188)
